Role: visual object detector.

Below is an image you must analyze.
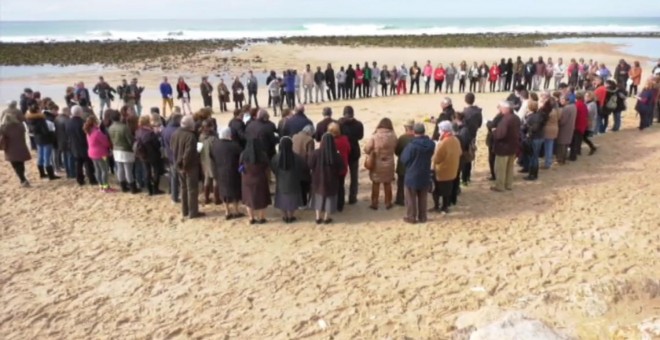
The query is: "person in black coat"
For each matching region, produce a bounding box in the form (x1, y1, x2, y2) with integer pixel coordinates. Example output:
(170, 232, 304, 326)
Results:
(325, 64, 336, 101)
(505, 58, 514, 91)
(345, 65, 356, 99)
(245, 109, 279, 160)
(54, 108, 75, 178)
(25, 103, 60, 180)
(66, 105, 97, 185)
(337, 105, 364, 204)
(282, 105, 313, 137)
(314, 107, 336, 142)
(211, 128, 244, 219)
(134, 115, 165, 196)
(229, 108, 247, 148)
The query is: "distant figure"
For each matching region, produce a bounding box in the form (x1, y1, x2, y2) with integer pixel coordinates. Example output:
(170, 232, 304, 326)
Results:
(159, 76, 174, 117)
(93, 76, 116, 117)
(176, 77, 192, 114)
(200, 76, 213, 109)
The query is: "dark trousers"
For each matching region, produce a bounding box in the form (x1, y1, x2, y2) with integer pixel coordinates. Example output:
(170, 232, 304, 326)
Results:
(628, 84, 638, 96)
(363, 81, 370, 97)
(488, 147, 496, 179)
(458, 79, 466, 92)
(410, 78, 420, 94)
(432, 180, 452, 210)
(202, 95, 212, 108)
(461, 161, 472, 183)
(219, 99, 228, 112)
(469, 78, 477, 92)
(348, 159, 359, 203)
(569, 131, 583, 161)
(505, 77, 513, 91)
(144, 161, 161, 192)
(169, 164, 180, 202)
(381, 83, 388, 96)
(301, 180, 311, 206)
(424, 77, 431, 93)
(347, 83, 355, 99)
(450, 173, 460, 205)
(337, 83, 346, 99)
(337, 176, 346, 212)
(75, 156, 97, 185)
(355, 84, 362, 98)
(434, 80, 444, 93)
(395, 174, 405, 205)
(11, 161, 27, 183)
(248, 92, 258, 107)
(524, 76, 532, 90)
(405, 186, 428, 222)
(179, 169, 200, 217)
(326, 82, 336, 100)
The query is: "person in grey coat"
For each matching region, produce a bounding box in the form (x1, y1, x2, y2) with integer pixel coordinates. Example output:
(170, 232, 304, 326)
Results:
(556, 94, 577, 164)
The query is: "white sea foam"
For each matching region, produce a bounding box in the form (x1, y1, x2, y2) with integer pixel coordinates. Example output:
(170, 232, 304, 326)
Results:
(1, 24, 658, 43)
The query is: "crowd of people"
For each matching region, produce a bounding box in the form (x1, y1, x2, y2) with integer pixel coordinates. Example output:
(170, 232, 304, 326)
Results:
(1, 57, 659, 225)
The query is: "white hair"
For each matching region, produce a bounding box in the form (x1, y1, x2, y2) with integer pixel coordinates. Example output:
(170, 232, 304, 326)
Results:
(438, 121, 454, 135)
(71, 105, 84, 117)
(441, 97, 452, 106)
(499, 101, 512, 109)
(219, 127, 232, 140)
(181, 115, 195, 130)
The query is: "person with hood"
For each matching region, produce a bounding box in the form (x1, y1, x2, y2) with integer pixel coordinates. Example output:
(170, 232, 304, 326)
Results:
(325, 63, 336, 101)
(434, 63, 446, 94)
(1, 101, 31, 187)
(176, 77, 192, 114)
(460, 93, 482, 185)
(303, 64, 315, 104)
(364, 118, 398, 210)
(198, 119, 220, 204)
(380, 65, 390, 97)
(446, 63, 457, 94)
(162, 113, 182, 203)
(171, 115, 204, 218)
(246, 71, 258, 107)
(93, 76, 116, 117)
(84, 115, 114, 192)
(314, 107, 336, 142)
(282, 104, 313, 137)
(54, 107, 75, 178)
(292, 124, 315, 207)
(327, 123, 351, 212)
(134, 115, 164, 196)
(409, 61, 421, 94)
(398, 64, 409, 95)
(628, 61, 643, 96)
(423, 60, 433, 94)
(240, 138, 271, 224)
(271, 137, 306, 223)
(309, 133, 344, 224)
(431, 121, 462, 214)
(491, 101, 521, 192)
(336, 66, 347, 100)
(395, 119, 415, 206)
(25, 102, 59, 180)
(232, 77, 245, 110)
(338, 106, 364, 205)
(211, 127, 244, 220)
(521, 101, 546, 181)
(399, 123, 435, 223)
(556, 94, 577, 165)
(200, 76, 214, 109)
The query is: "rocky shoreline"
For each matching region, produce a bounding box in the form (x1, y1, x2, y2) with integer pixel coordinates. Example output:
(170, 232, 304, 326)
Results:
(0, 32, 659, 66)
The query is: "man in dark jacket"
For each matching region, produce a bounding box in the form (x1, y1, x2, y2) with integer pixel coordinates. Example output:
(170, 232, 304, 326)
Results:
(524, 58, 535, 91)
(345, 65, 356, 99)
(228, 109, 247, 148)
(247, 71, 258, 107)
(246, 109, 279, 160)
(614, 59, 631, 89)
(200, 76, 213, 109)
(66, 105, 97, 186)
(491, 101, 521, 192)
(54, 108, 75, 178)
(432, 98, 456, 141)
(400, 123, 435, 224)
(170, 115, 204, 219)
(460, 93, 482, 185)
(338, 105, 364, 204)
(283, 104, 313, 137)
(93, 76, 116, 117)
(314, 107, 336, 142)
(162, 113, 182, 203)
(325, 64, 336, 101)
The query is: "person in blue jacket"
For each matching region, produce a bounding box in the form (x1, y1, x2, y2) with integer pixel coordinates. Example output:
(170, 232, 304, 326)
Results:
(285, 70, 296, 108)
(399, 123, 435, 224)
(159, 77, 173, 117)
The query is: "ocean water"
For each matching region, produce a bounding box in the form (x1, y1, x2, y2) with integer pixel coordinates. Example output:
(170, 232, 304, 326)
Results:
(547, 37, 660, 61)
(1, 17, 659, 42)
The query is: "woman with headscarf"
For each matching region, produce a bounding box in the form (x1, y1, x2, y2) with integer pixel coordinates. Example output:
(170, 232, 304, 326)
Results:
(1, 101, 31, 187)
(364, 117, 397, 210)
(292, 124, 315, 207)
(240, 138, 271, 224)
(271, 137, 307, 223)
(309, 133, 344, 224)
(199, 119, 220, 204)
(211, 127, 244, 219)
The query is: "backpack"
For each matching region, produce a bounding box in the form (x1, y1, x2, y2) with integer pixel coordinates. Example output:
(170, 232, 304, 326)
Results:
(605, 92, 618, 111)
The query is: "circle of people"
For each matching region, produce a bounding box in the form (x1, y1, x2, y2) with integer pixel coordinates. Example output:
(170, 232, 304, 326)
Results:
(1, 57, 659, 225)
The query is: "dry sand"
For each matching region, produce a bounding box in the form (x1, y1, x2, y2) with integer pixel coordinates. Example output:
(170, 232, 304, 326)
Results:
(1, 43, 659, 339)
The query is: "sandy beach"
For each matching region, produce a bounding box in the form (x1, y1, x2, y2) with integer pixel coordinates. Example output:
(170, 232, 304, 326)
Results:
(1, 42, 659, 339)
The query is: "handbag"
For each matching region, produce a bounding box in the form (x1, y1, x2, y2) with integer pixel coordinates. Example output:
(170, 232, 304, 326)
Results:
(363, 151, 376, 171)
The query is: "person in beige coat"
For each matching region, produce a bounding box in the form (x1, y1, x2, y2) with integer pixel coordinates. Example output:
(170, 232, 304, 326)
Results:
(364, 118, 398, 210)
(291, 124, 315, 206)
(540, 93, 559, 169)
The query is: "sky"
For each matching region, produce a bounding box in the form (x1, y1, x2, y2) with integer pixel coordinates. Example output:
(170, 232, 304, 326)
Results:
(1, 0, 659, 20)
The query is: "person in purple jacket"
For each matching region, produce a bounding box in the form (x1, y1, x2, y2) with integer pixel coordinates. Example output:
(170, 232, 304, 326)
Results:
(285, 70, 296, 108)
(160, 77, 174, 118)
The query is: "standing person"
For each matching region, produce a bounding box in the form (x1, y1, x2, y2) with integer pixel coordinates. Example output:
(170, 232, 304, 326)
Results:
(524, 57, 535, 91)
(636, 78, 658, 130)
(399, 123, 435, 223)
(544, 57, 554, 90)
(478, 61, 489, 93)
(54, 107, 74, 178)
(571, 92, 595, 160)
(328, 122, 350, 212)
(469, 61, 479, 93)
(394, 119, 415, 206)
(521, 101, 545, 181)
(293, 70, 302, 105)
(423, 60, 433, 94)
(108, 106, 138, 193)
(541, 94, 559, 169)
(210, 127, 244, 219)
(314, 107, 336, 142)
(162, 113, 182, 203)
(199, 120, 219, 204)
(1, 101, 31, 187)
(602, 79, 626, 132)
(556, 94, 576, 165)
(389, 66, 398, 95)
(84, 116, 114, 192)
(246, 70, 258, 107)
(292, 124, 315, 207)
(266, 70, 276, 107)
(445, 62, 457, 93)
(303, 64, 314, 104)
(325, 63, 336, 101)
(371, 61, 381, 97)
(200, 76, 214, 109)
(380, 65, 390, 96)
(458, 61, 468, 93)
(533, 56, 545, 91)
(585, 91, 599, 143)
(240, 138, 271, 224)
(431, 121, 462, 213)
(75, 82, 91, 108)
(128, 79, 144, 116)
(271, 137, 306, 223)
(345, 64, 356, 99)
(232, 77, 245, 110)
(314, 66, 326, 103)
(364, 118, 397, 210)
(505, 58, 514, 91)
(282, 104, 313, 137)
(338, 106, 364, 205)
(485, 107, 504, 180)
(217, 79, 230, 113)
(398, 64, 408, 95)
(336, 66, 346, 100)
(513, 56, 524, 89)
(434, 63, 445, 93)
(268, 78, 282, 116)
(489, 62, 499, 92)
(245, 109, 279, 163)
(497, 58, 507, 92)
(285, 71, 296, 108)
(491, 101, 521, 192)
(26, 103, 59, 180)
(354, 65, 364, 98)
(159, 77, 174, 117)
(93, 76, 115, 117)
(410, 61, 421, 94)
(170, 116, 204, 218)
(66, 105, 97, 185)
(614, 59, 631, 88)
(176, 77, 192, 114)
(461, 93, 482, 186)
(363, 62, 372, 98)
(133, 116, 163, 196)
(628, 61, 642, 96)
(116, 79, 129, 106)
(553, 58, 565, 90)
(309, 133, 344, 224)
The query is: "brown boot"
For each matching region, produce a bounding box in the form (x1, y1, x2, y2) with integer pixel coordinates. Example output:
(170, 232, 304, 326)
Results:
(203, 184, 211, 204)
(384, 182, 393, 210)
(370, 182, 380, 210)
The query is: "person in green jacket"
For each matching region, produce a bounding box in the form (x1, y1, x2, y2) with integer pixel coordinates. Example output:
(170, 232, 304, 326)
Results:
(108, 108, 139, 193)
(363, 62, 372, 98)
(394, 119, 415, 206)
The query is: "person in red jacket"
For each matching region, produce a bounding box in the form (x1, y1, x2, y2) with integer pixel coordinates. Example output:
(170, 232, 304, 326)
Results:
(571, 92, 596, 160)
(433, 64, 446, 93)
(489, 62, 500, 92)
(328, 122, 351, 212)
